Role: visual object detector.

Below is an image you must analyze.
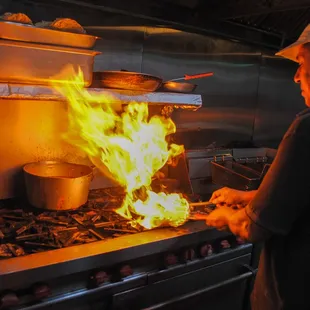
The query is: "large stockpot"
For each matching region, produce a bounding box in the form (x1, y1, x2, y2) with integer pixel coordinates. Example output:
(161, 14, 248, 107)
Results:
(23, 161, 93, 210)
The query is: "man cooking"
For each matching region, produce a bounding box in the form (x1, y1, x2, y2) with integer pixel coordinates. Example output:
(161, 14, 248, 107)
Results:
(205, 24, 310, 310)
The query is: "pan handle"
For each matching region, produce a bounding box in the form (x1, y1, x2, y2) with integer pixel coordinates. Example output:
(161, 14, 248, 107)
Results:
(184, 72, 214, 80)
(90, 165, 100, 181)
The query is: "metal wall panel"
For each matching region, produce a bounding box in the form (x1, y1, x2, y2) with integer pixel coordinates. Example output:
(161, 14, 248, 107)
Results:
(0, 99, 116, 199)
(253, 56, 305, 147)
(86, 26, 145, 72)
(141, 28, 261, 149)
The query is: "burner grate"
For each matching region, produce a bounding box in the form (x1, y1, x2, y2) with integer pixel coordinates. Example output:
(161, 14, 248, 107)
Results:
(0, 188, 145, 259)
(0, 188, 202, 260)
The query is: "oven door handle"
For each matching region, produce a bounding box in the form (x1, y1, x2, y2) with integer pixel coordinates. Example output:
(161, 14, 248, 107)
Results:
(141, 268, 254, 310)
(241, 264, 258, 275)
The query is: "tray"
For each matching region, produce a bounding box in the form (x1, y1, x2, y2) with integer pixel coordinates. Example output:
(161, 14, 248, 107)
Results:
(211, 161, 262, 191)
(0, 40, 100, 86)
(0, 21, 98, 49)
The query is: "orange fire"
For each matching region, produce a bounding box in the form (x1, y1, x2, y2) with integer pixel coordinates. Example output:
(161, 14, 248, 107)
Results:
(51, 66, 190, 229)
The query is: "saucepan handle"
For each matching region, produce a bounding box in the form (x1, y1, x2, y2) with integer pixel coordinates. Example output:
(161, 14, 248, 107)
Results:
(90, 165, 99, 181)
(184, 72, 214, 80)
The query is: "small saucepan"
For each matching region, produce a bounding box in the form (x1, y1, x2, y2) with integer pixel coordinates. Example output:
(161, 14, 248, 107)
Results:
(160, 81, 197, 93)
(23, 161, 94, 211)
(160, 72, 214, 93)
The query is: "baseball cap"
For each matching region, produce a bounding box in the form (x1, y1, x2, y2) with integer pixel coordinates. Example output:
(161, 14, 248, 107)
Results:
(276, 24, 310, 62)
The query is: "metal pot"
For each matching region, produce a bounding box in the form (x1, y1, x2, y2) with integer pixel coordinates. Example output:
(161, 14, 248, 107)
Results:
(23, 161, 93, 210)
(160, 72, 213, 93)
(160, 81, 197, 93)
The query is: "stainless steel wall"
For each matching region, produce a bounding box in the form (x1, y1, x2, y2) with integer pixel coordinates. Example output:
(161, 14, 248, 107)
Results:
(141, 28, 260, 149)
(0, 99, 117, 199)
(253, 55, 304, 147)
(87, 26, 145, 72)
(87, 26, 304, 149)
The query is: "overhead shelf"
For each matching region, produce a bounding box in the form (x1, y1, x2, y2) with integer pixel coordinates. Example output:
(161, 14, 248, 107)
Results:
(0, 84, 202, 109)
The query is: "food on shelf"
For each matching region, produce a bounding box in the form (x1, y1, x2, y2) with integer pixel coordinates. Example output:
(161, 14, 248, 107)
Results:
(48, 18, 86, 34)
(1, 12, 33, 25)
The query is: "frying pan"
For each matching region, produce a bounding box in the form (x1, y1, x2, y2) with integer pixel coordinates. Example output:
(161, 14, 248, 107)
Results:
(91, 71, 213, 93)
(91, 71, 162, 91)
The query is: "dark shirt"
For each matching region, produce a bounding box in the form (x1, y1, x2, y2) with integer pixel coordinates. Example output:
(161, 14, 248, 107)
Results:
(245, 108, 310, 310)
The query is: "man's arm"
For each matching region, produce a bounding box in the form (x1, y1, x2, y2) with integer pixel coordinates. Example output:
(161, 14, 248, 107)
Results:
(209, 187, 257, 207)
(228, 208, 271, 243)
(243, 190, 257, 204)
(228, 115, 310, 241)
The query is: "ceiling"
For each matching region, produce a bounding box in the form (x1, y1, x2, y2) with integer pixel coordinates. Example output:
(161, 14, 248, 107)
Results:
(2, 0, 310, 50)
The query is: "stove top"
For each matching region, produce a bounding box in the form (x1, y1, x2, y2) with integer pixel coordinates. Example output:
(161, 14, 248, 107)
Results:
(0, 188, 151, 260)
(0, 188, 231, 292)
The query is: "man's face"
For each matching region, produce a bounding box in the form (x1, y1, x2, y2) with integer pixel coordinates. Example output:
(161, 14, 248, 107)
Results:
(294, 45, 310, 107)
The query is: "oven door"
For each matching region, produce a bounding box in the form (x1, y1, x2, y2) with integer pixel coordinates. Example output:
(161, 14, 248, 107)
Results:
(142, 271, 252, 310)
(113, 254, 254, 310)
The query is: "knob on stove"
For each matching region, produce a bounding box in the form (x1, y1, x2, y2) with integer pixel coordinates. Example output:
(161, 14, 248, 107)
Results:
(199, 244, 213, 257)
(32, 283, 51, 300)
(0, 291, 19, 308)
(120, 265, 133, 278)
(220, 240, 231, 250)
(236, 237, 245, 245)
(90, 271, 110, 287)
(164, 253, 178, 266)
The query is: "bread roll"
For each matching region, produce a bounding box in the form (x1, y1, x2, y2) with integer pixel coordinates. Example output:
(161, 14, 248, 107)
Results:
(49, 18, 86, 34)
(1, 12, 33, 25)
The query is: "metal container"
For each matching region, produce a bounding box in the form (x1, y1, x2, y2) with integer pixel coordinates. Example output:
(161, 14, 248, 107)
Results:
(0, 40, 100, 86)
(0, 21, 99, 49)
(160, 81, 197, 93)
(211, 161, 262, 191)
(23, 161, 93, 210)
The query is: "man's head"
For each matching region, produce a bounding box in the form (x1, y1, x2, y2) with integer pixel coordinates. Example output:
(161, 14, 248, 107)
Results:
(294, 43, 310, 107)
(276, 24, 310, 106)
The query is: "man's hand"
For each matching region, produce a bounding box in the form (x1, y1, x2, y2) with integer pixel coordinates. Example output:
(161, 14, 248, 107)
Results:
(205, 206, 237, 231)
(207, 207, 270, 243)
(228, 209, 249, 240)
(209, 187, 256, 208)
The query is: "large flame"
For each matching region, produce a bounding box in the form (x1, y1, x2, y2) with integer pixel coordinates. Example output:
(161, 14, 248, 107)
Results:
(51, 66, 190, 229)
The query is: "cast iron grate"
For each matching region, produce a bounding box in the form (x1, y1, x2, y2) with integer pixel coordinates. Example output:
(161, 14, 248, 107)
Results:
(0, 188, 143, 259)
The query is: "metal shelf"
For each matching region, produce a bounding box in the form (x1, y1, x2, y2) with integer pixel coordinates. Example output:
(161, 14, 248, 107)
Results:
(0, 83, 202, 108)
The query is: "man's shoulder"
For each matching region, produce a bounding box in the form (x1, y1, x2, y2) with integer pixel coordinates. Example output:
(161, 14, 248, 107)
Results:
(288, 109, 310, 136)
(296, 108, 310, 118)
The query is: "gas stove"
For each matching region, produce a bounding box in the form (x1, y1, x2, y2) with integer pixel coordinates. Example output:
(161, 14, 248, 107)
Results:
(0, 187, 253, 310)
(0, 147, 275, 309)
